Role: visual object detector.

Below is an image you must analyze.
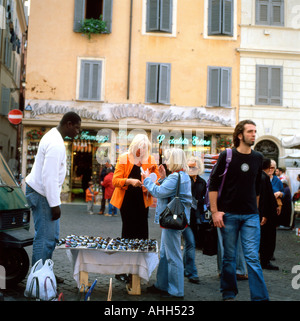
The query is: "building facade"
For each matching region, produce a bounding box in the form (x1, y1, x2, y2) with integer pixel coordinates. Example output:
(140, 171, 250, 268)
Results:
(23, 0, 241, 202)
(0, 0, 28, 173)
(239, 0, 300, 168)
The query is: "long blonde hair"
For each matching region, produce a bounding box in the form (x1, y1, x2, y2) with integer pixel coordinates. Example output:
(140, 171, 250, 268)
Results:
(128, 134, 151, 163)
(165, 148, 188, 172)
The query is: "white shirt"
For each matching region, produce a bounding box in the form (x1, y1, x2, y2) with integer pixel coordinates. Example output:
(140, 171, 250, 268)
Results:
(26, 127, 66, 207)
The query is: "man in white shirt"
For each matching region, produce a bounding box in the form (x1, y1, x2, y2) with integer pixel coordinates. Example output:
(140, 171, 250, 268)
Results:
(26, 112, 81, 268)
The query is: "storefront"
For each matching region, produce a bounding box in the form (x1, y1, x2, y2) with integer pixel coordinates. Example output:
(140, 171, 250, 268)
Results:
(22, 100, 236, 203)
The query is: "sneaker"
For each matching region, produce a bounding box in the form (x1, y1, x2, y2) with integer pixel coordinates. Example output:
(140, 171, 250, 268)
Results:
(104, 213, 112, 216)
(88, 211, 94, 215)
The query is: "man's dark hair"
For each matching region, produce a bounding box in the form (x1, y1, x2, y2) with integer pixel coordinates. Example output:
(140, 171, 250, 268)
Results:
(60, 112, 81, 126)
(233, 119, 256, 148)
(262, 158, 271, 170)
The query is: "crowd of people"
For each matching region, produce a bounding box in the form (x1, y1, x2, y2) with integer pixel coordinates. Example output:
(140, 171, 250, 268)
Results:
(24, 113, 299, 301)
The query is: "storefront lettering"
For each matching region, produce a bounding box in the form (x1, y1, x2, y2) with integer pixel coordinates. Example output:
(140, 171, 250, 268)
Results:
(157, 134, 211, 146)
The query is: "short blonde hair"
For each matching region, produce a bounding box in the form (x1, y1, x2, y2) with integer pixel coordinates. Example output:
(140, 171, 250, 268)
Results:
(128, 134, 151, 159)
(187, 156, 204, 175)
(166, 148, 188, 172)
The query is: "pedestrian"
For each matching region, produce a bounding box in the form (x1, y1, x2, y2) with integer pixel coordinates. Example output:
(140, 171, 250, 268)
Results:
(259, 158, 279, 270)
(278, 179, 292, 229)
(25, 112, 81, 276)
(270, 160, 284, 215)
(110, 134, 159, 282)
(208, 119, 269, 301)
(101, 168, 117, 216)
(85, 181, 98, 214)
(99, 159, 114, 215)
(143, 148, 192, 299)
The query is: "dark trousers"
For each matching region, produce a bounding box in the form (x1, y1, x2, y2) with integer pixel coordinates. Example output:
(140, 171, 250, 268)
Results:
(260, 223, 277, 265)
(100, 186, 106, 212)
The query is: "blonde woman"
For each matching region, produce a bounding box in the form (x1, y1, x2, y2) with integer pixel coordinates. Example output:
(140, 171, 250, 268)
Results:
(111, 134, 159, 239)
(142, 148, 192, 298)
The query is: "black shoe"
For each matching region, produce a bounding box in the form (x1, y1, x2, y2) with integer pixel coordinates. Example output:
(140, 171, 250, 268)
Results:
(160, 292, 184, 300)
(55, 276, 64, 284)
(189, 277, 200, 284)
(262, 262, 279, 270)
(147, 285, 166, 294)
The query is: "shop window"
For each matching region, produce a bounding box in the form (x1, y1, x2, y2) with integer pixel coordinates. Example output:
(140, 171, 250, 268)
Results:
(73, 0, 113, 33)
(256, 0, 284, 26)
(146, 62, 171, 104)
(78, 59, 104, 101)
(256, 65, 282, 106)
(208, 0, 233, 36)
(207, 66, 231, 107)
(146, 0, 173, 33)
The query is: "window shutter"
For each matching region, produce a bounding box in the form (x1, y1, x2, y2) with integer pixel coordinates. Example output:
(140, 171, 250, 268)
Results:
(160, 0, 172, 33)
(79, 60, 102, 101)
(208, 0, 222, 35)
(1, 87, 10, 116)
(208, 67, 220, 106)
(222, 0, 233, 36)
(158, 63, 171, 104)
(146, 0, 159, 31)
(103, 0, 113, 33)
(271, 0, 283, 26)
(270, 67, 282, 105)
(73, 0, 85, 32)
(256, 66, 269, 105)
(256, 0, 269, 25)
(220, 67, 231, 107)
(146, 63, 159, 103)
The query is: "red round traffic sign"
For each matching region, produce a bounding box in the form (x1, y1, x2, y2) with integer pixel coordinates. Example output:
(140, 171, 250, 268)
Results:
(8, 109, 23, 125)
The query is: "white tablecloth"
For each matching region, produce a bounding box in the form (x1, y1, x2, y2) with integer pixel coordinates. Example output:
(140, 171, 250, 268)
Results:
(66, 249, 159, 287)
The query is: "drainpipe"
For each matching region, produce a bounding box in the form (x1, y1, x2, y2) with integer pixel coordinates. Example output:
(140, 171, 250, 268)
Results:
(127, 0, 133, 100)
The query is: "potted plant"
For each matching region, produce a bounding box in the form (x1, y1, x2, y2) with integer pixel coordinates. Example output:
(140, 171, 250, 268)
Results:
(79, 15, 108, 39)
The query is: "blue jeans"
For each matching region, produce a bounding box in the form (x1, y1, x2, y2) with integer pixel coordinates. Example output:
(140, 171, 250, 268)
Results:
(182, 226, 199, 279)
(220, 213, 269, 301)
(108, 199, 117, 215)
(26, 185, 60, 265)
(155, 228, 184, 297)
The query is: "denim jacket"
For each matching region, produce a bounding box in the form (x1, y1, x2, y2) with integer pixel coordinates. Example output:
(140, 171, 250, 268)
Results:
(143, 171, 192, 225)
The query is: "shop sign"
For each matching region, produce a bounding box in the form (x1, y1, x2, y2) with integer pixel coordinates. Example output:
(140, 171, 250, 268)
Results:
(157, 135, 211, 146)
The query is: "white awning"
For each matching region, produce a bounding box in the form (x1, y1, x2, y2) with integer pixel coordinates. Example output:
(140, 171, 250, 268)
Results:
(281, 133, 300, 149)
(280, 151, 300, 159)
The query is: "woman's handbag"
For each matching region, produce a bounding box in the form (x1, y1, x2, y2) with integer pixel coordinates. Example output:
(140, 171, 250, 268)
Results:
(159, 172, 188, 230)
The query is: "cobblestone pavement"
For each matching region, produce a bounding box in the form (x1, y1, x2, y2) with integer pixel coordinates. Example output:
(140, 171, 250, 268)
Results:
(2, 204, 300, 303)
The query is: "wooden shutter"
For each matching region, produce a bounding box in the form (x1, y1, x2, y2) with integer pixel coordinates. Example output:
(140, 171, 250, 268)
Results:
(74, 0, 85, 32)
(208, 0, 222, 35)
(271, 0, 283, 26)
(222, 0, 233, 36)
(158, 63, 171, 104)
(160, 0, 172, 33)
(103, 0, 113, 33)
(146, 63, 159, 103)
(208, 67, 220, 106)
(256, 0, 269, 25)
(256, 66, 269, 104)
(1, 87, 10, 116)
(146, 0, 159, 32)
(220, 67, 231, 107)
(79, 60, 102, 101)
(270, 67, 282, 105)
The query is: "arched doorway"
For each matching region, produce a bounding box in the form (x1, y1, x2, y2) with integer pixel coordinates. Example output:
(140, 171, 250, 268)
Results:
(254, 140, 279, 165)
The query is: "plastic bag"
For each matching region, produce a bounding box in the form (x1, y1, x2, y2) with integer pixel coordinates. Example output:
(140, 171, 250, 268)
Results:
(24, 259, 57, 301)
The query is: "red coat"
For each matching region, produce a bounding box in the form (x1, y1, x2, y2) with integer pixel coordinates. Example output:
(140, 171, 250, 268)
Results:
(101, 172, 115, 199)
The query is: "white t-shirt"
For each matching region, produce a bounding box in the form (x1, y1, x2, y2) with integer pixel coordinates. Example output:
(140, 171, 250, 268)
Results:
(26, 127, 66, 207)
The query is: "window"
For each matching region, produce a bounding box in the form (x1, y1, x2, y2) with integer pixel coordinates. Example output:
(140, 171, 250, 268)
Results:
(256, 65, 282, 106)
(0, 87, 10, 116)
(208, 0, 233, 36)
(78, 59, 103, 101)
(256, 0, 284, 26)
(146, 63, 171, 104)
(207, 67, 231, 107)
(73, 0, 113, 33)
(146, 0, 173, 33)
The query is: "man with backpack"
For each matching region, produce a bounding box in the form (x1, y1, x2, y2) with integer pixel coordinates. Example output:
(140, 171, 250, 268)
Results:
(208, 120, 269, 301)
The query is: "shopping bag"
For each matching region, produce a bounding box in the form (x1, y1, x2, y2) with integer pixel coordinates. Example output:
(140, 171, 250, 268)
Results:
(24, 259, 57, 301)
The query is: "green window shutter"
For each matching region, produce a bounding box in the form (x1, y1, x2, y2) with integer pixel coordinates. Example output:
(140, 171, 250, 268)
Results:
(160, 0, 172, 33)
(146, 0, 159, 32)
(1, 87, 10, 116)
(208, 0, 222, 35)
(158, 63, 171, 104)
(208, 67, 221, 106)
(79, 60, 102, 101)
(103, 0, 113, 33)
(270, 67, 282, 105)
(256, 65, 269, 105)
(220, 67, 231, 107)
(146, 63, 159, 103)
(271, 0, 284, 26)
(222, 0, 233, 36)
(74, 0, 85, 32)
